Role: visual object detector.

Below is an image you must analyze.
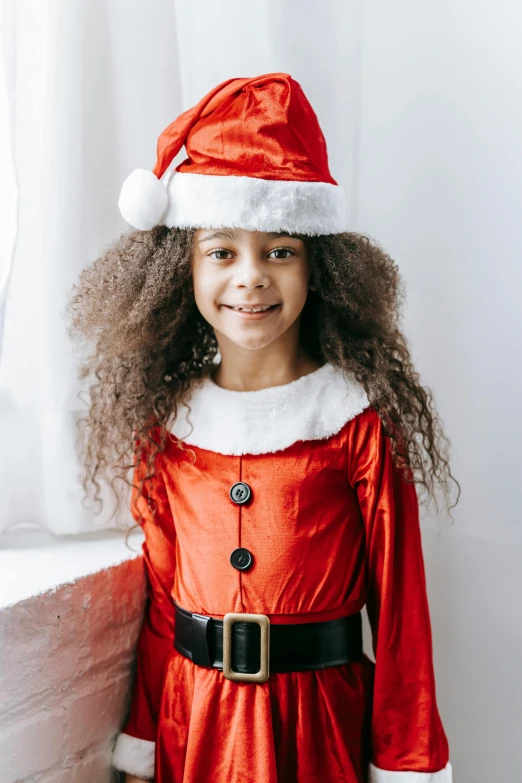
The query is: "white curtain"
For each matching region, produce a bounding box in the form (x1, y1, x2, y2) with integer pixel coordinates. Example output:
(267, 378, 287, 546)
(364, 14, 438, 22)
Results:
(0, 0, 183, 533)
(1, 2, 521, 776)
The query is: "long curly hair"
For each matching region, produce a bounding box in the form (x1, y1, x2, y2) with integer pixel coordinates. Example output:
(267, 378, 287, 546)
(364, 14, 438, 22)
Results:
(67, 226, 460, 529)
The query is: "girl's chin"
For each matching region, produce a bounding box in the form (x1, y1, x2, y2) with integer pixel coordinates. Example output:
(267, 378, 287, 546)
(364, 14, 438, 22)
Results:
(221, 331, 280, 351)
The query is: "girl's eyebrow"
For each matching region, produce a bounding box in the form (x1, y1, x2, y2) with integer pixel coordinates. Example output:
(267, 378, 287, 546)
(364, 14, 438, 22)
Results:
(266, 232, 301, 240)
(197, 231, 300, 243)
(197, 231, 236, 243)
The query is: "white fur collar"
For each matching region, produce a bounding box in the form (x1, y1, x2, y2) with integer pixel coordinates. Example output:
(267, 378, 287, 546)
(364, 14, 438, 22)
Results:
(168, 362, 370, 456)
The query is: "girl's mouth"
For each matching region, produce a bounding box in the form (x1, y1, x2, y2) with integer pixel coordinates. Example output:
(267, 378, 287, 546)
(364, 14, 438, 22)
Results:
(222, 304, 280, 319)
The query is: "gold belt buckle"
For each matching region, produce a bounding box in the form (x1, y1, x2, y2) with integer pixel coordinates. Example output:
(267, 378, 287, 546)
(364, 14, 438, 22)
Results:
(222, 612, 270, 683)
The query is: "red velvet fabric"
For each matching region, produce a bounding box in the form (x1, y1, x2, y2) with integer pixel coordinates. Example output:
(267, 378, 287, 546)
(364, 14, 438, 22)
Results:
(122, 408, 449, 782)
(151, 73, 338, 185)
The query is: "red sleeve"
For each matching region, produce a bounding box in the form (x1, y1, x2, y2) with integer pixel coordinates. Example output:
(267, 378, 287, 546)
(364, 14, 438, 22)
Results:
(112, 453, 177, 780)
(347, 408, 452, 782)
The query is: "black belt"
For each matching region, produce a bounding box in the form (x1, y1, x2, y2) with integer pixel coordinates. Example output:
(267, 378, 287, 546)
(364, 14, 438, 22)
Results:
(173, 601, 363, 683)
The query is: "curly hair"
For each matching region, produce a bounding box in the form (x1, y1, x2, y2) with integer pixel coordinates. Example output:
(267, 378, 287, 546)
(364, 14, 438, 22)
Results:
(67, 226, 460, 530)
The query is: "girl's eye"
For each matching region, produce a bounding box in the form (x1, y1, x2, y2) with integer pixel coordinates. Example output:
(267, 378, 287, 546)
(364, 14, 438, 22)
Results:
(268, 248, 294, 259)
(209, 250, 233, 260)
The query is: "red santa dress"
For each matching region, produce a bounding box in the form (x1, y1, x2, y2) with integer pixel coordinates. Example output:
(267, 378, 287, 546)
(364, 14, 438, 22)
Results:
(111, 362, 452, 783)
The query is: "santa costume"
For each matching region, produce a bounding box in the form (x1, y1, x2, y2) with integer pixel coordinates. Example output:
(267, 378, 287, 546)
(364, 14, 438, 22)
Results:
(112, 73, 452, 783)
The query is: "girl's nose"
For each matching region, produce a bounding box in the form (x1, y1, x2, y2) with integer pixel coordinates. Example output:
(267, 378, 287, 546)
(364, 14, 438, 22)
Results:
(235, 255, 270, 289)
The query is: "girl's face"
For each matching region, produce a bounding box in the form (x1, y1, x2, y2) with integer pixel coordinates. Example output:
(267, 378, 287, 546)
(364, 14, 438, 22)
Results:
(192, 228, 311, 352)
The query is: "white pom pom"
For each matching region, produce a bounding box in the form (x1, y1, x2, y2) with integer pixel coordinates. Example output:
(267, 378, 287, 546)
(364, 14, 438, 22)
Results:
(118, 168, 168, 231)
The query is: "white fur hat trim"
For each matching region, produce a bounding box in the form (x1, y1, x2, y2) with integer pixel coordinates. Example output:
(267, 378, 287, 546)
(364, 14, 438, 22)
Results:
(119, 169, 347, 235)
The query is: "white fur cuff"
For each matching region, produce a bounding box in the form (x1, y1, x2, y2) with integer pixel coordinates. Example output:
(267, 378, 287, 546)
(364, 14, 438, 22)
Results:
(112, 732, 155, 779)
(161, 172, 348, 235)
(368, 761, 453, 782)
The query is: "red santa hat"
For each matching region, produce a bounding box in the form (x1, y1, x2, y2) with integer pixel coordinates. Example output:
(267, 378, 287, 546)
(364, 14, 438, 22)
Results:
(118, 72, 347, 235)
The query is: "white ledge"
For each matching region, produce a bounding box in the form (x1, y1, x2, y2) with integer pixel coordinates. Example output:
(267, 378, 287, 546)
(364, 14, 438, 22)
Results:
(0, 528, 147, 782)
(0, 528, 144, 609)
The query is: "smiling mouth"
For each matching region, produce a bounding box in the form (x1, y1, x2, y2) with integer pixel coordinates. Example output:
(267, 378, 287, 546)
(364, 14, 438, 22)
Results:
(222, 304, 280, 313)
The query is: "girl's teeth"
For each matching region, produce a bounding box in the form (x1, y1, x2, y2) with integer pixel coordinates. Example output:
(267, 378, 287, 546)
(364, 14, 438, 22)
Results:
(231, 306, 273, 312)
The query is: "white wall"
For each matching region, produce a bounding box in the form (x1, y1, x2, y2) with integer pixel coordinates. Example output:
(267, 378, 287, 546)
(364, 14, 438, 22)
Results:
(356, 1, 522, 546)
(355, 4, 522, 779)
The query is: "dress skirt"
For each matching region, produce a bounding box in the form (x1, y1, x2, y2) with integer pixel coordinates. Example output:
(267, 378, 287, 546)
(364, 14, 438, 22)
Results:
(155, 647, 376, 783)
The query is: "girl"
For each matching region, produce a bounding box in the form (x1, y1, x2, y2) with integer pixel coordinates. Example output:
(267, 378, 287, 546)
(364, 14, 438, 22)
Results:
(68, 73, 459, 783)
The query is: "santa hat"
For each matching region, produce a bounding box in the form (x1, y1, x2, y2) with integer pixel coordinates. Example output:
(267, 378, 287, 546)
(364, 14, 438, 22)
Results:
(118, 72, 347, 235)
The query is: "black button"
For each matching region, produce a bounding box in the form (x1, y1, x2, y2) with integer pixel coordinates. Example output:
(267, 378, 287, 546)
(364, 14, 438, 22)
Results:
(229, 482, 252, 505)
(230, 547, 253, 571)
